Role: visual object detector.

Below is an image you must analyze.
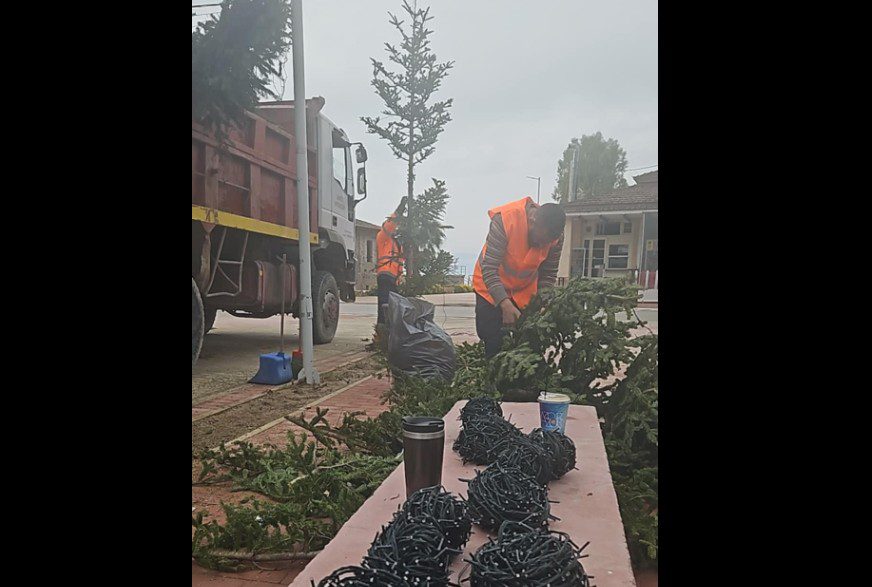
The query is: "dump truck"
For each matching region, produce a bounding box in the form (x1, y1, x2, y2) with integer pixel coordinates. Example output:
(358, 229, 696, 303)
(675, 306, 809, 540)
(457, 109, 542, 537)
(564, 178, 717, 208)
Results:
(192, 97, 368, 366)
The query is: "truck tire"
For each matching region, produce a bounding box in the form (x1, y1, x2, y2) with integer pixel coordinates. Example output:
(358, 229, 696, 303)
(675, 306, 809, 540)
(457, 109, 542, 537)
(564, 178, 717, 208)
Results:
(312, 270, 339, 344)
(204, 306, 217, 334)
(192, 278, 205, 367)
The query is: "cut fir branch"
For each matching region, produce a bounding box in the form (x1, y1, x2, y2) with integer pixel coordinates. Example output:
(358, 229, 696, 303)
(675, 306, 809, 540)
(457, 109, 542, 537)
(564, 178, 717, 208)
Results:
(286, 407, 403, 457)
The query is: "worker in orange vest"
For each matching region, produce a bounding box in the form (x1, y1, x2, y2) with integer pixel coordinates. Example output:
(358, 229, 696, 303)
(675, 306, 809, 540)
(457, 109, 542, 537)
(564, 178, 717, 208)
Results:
(376, 196, 408, 325)
(472, 197, 566, 358)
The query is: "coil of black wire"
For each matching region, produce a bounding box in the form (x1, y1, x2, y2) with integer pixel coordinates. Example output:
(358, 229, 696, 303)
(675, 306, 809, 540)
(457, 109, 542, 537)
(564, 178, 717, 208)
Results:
(313, 565, 412, 586)
(400, 485, 472, 549)
(364, 513, 455, 586)
(459, 397, 502, 424)
(465, 521, 593, 587)
(463, 462, 556, 532)
(453, 412, 523, 465)
(527, 428, 577, 479)
(494, 434, 554, 485)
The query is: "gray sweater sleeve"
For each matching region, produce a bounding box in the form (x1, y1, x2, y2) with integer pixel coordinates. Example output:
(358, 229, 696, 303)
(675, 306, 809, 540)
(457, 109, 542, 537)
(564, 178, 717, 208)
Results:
(481, 213, 510, 306)
(538, 233, 564, 290)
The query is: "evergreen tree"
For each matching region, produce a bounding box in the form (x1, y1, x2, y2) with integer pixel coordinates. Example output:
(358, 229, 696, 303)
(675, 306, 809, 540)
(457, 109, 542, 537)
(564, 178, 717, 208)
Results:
(394, 178, 454, 296)
(552, 132, 629, 203)
(361, 0, 454, 277)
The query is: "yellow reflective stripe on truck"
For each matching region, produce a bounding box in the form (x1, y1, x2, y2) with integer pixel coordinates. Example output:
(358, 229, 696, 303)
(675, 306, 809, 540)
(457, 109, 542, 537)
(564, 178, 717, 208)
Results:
(192, 205, 319, 244)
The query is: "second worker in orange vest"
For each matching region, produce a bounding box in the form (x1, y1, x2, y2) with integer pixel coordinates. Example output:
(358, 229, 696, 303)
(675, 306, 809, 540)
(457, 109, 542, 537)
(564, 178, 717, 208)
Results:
(376, 196, 407, 325)
(472, 197, 566, 358)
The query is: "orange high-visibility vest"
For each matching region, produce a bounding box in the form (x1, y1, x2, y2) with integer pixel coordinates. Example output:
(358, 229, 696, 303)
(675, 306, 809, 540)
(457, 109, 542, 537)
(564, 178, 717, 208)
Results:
(376, 212, 404, 279)
(472, 197, 558, 309)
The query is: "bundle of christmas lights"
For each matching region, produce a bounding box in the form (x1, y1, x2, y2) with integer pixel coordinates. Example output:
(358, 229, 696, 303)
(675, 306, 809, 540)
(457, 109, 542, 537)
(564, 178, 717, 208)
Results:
(527, 427, 577, 480)
(462, 462, 556, 532)
(400, 485, 473, 550)
(453, 413, 522, 465)
(314, 565, 411, 586)
(314, 486, 471, 587)
(465, 521, 593, 587)
(459, 396, 503, 423)
(365, 514, 456, 586)
(494, 434, 554, 485)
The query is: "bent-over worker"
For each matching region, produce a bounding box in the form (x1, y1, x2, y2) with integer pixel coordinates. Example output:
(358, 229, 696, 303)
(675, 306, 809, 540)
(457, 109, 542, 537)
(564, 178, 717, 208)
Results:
(472, 197, 565, 358)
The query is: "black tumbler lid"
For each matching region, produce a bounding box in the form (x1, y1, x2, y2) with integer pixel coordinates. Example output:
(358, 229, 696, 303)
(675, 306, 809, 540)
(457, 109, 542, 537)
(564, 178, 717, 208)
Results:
(402, 416, 445, 433)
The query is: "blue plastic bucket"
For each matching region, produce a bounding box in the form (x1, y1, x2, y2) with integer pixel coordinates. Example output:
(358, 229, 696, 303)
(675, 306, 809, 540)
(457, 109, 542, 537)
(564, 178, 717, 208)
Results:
(538, 392, 571, 434)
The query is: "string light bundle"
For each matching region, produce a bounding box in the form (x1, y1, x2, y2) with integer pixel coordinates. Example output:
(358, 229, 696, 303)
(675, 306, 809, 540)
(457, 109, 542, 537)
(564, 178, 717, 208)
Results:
(465, 521, 593, 587)
(459, 397, 502, 424)
(494, 435, 554, 485)
(462, 462, 556, 532)
(527, 428, 577, 479)
(400, 485, 472, 549)
(364, 514, 456, 586)
(313, 565, 411, 586)
(453, 413, 523, 465)
(315, 486, 469, 587)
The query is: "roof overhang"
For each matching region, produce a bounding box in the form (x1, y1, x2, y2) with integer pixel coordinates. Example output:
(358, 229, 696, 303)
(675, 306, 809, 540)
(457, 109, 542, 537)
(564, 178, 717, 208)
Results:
(565, 209, 657, 217)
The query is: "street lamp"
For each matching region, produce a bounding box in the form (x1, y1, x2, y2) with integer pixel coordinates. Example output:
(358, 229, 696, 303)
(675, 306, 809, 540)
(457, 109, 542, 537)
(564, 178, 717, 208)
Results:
(526, 176, 541, 203)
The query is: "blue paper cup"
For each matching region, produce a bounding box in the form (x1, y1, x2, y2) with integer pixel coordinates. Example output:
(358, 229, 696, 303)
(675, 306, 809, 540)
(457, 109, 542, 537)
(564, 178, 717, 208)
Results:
(538, 392, 571, 434)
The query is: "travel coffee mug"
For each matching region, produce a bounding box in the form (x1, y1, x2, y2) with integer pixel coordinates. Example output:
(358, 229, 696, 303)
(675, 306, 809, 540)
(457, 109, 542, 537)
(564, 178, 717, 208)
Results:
(402, 416, 445, 496)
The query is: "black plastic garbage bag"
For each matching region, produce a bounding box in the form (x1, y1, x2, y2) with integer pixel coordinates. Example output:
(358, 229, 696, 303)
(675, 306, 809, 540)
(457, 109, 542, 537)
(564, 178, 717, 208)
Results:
(386, 291, 456, 381)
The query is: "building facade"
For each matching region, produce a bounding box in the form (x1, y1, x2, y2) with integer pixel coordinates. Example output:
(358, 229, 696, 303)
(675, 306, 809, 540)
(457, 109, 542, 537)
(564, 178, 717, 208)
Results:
(557, 171, 658, 288)
(354, 218, 381, 292)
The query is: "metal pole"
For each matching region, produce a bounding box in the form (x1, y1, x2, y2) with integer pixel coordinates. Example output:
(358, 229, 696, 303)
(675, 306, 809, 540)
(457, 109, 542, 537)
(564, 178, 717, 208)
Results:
(291, 0, 319, 385)
(280, 253, 286, 355)
(526, 176, 540, 204)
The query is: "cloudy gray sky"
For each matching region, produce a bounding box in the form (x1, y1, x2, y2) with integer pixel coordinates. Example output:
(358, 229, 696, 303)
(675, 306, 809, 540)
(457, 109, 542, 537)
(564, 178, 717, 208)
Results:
(197, 1, 658, 274)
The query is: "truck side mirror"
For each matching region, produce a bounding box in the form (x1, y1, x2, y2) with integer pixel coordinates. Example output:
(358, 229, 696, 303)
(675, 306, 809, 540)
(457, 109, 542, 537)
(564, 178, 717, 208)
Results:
(356, 145, 368, 164)
(357, 167, 367, 195)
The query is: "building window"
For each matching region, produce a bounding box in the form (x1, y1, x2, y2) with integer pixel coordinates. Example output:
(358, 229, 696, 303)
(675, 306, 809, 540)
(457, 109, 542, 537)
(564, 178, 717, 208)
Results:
(332, 147, 347, 192)
(592, 239, 606, 276)
(571, 247, 588, 277)
(366, 240, 373, 263)
(608, 244, 629, 269)
(596, 222, 621, 236)
(623, 222, 632, 234)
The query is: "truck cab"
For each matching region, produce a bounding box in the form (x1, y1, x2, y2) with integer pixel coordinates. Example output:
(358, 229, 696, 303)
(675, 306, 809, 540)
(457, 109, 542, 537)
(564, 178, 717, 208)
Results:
(318, 116, 364, 302)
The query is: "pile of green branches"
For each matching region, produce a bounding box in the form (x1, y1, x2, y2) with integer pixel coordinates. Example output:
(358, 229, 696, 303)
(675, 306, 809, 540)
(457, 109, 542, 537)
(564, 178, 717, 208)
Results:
(193, 432, 401, 571)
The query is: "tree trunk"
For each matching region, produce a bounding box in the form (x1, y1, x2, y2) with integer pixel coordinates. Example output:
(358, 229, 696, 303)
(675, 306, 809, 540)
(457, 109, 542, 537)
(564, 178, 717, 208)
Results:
(406, 123, 416, 279)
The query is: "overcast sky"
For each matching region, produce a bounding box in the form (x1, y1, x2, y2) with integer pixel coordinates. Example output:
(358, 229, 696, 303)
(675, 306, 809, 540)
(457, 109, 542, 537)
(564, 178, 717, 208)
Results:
(196, 1, 658, 274)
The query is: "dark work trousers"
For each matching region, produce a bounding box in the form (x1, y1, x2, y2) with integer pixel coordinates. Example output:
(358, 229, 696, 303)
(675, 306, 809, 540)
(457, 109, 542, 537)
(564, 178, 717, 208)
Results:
(377, 272, 399, 325)
(475, 293, 515, 359)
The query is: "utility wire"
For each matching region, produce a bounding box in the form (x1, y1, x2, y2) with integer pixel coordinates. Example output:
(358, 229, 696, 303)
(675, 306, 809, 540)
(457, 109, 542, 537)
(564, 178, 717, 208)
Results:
(627, 164, 658, 171)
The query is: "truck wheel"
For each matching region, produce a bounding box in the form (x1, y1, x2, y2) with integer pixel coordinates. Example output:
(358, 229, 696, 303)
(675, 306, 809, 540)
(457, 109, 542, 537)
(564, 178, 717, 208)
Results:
(204, 306, 218, 334)
(192, 278, 205, 367)
(312, 270, 339, 344)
